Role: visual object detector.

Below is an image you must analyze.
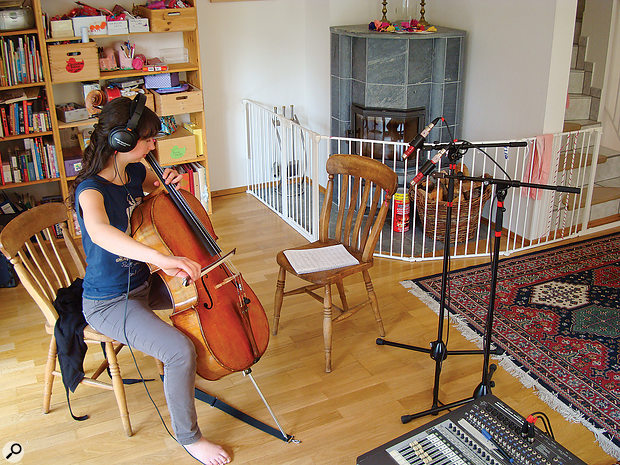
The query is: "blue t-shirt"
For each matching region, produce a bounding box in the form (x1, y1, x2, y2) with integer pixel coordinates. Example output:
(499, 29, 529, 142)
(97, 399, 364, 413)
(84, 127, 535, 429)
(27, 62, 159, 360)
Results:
(75, 163, 151, 299)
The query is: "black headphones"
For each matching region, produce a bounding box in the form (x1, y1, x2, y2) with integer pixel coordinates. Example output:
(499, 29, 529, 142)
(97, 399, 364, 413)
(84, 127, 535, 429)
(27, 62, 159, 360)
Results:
(108, 93, 147, 152)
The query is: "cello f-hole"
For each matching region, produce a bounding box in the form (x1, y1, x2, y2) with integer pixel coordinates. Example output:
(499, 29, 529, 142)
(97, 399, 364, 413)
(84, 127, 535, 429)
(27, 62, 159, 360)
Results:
(200, 276, 214, 310)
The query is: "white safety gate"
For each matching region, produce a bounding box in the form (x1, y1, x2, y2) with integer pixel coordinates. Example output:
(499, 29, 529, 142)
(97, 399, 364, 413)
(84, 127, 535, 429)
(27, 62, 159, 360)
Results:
(244, 99, 605, 261)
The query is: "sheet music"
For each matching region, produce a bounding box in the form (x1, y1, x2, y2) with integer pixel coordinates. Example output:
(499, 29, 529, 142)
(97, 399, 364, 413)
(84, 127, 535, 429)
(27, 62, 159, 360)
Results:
(284, 244, 359, 274)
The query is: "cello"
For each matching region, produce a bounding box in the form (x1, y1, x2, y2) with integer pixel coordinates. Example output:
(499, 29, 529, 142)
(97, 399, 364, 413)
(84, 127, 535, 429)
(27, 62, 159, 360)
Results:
(131, 153, 269, 381)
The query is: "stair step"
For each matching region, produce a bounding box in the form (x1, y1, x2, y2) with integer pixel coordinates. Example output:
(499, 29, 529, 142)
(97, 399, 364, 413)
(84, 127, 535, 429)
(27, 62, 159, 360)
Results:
(599, 146, 620, 158)
(566, 94, 592, 120)
(557, 152, 607, 171)
(569, 69, 585, 93)
(576, 42, 586, 69)
(568, 187, 620, 210)
(563, 120, 601, 132)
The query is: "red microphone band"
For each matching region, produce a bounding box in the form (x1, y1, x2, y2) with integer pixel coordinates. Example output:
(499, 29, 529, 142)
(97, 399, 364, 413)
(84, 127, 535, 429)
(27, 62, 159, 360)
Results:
(410, 171, 424, 185)
(403, 145, 416, 159)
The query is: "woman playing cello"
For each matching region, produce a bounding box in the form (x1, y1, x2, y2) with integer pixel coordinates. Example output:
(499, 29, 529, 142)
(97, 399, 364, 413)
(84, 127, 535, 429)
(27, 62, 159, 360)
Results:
(67, 95, 231, 465)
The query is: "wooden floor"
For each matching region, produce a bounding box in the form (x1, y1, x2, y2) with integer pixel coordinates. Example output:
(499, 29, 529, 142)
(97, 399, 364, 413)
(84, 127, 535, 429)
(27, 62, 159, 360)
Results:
(0, 193, 617, 465)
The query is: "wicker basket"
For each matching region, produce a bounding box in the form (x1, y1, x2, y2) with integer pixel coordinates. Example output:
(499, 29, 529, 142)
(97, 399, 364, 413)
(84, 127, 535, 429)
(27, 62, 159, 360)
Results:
(409, 178, 492, 242)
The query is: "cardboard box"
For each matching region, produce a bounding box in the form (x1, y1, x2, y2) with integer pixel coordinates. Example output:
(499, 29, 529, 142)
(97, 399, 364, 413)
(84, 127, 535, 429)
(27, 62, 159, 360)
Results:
(183, 122, 203, 156)
(64, 157, 83, 177)
(48, 42, 100, 83)
(55, 103, 89, 123)
(144, 72, 180, 89)
(127, 16, 149, 33)
(135, 4, 196, 32)
(50, 20, 74, 38)
(154, 127, 197, 165)
(106, 19, 129, 35)
(72, 15, 108, 36)
(151, 83, 203, 116)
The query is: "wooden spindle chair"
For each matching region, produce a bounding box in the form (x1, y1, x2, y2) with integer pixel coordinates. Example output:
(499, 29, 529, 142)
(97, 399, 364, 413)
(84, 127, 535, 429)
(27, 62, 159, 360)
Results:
(273, 154, 398, 372)
(0, 202, 133, 436)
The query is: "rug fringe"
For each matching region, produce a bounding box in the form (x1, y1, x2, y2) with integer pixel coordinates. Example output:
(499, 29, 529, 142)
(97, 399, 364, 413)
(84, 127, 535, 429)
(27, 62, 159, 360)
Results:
(401, 280, 620, 460)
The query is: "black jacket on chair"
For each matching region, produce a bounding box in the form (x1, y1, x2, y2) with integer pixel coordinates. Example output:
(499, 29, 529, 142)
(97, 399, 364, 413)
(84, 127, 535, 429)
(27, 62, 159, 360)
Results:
(53, 278, 87, 393)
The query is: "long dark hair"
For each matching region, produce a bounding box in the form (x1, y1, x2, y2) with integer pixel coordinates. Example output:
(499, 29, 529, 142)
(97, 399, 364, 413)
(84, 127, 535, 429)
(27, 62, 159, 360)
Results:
(66, 96, 161, 210)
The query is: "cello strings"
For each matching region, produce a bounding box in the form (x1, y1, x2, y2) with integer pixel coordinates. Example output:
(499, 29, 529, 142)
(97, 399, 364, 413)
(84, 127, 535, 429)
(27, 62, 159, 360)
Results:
(146, 153, 221, 254)
(146, 152, 246, 295)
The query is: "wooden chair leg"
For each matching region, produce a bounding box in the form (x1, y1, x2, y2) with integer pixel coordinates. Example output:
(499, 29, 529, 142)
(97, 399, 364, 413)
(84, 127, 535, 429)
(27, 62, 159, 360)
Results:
(323, 284, 333, 373)
(43, 336, 57, 414)
(105, 341, 132, 437)
(91, 343, 123, 380)
(335, 278, 349, 314)
(155, 358, 164, 377)
(363, 270, 385, 337)
(273, 266, 286, 335)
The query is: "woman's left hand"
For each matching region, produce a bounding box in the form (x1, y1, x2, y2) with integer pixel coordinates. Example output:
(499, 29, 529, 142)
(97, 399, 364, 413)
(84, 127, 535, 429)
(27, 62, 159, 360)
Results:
(154, 167, 183, 187)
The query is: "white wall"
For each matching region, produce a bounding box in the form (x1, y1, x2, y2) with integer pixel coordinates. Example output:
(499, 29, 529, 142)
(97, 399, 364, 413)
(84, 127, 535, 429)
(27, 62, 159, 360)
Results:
(600, 0, 620, 150)
(582, 0, 614, 90)
(42, 0, 579, 193)
(198, 0, 576, 192)
(198, 0, 380, 192)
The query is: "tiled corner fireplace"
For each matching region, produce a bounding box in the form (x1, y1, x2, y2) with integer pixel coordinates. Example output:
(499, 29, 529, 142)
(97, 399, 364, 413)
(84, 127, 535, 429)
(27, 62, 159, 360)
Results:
(330, 24, 466, 161)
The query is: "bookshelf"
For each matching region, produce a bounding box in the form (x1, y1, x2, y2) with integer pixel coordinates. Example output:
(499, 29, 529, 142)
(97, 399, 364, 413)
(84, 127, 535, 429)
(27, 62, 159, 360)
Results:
(0, 0, 211, 234)
(0, 1, 60, 215)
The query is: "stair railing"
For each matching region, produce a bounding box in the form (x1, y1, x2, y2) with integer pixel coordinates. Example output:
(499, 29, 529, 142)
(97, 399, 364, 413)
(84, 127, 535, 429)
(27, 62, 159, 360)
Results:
(244, 99, 605, 262)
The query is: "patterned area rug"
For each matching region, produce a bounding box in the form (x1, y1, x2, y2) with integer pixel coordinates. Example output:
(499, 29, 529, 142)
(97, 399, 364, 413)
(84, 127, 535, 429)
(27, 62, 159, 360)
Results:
(404, 233, 620, 459)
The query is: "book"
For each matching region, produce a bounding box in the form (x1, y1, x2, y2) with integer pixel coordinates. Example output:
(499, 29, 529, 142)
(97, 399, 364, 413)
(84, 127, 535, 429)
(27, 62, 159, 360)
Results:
(178, 168, 192, 193)
(191, 162, 209, 209)
(2, 162, 11, 184)
(0, 107, 8, 136)
(283, 244, 359, 274)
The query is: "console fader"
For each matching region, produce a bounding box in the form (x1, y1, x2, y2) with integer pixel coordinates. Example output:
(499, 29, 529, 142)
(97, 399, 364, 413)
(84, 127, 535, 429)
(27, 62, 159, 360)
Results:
(357, 395, 586, 465)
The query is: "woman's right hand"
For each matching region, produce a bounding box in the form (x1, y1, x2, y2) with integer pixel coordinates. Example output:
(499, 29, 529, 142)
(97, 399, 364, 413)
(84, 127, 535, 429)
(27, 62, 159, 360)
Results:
(155, 254, 201, 283)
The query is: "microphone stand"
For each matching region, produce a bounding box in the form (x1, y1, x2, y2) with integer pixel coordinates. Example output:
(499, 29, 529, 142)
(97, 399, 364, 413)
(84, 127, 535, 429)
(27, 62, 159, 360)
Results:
(376, 139, 529, 423)
(435, 172, 580, 399)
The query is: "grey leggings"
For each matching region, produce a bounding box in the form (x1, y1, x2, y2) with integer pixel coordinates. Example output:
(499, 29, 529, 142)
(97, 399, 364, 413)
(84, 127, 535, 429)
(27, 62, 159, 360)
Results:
(82, 281, 202, 445)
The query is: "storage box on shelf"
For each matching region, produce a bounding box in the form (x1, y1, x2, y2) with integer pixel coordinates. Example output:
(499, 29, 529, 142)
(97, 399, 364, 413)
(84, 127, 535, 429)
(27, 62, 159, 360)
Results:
(71, 16, 107, 36)
(50, 19, 73, 38)
(151, 84, 203, 116)
(183, 122, 203, 156)
(63, 147, 83, 177)
(106, 19, 129, 35)
(55, 103, 89, 123)
(154, 127, 198, 165)
(135, 4, 197, 32)
(48, 42, 100, 83)
(127, 15, 149, 33)
(144, 72, 180, 89)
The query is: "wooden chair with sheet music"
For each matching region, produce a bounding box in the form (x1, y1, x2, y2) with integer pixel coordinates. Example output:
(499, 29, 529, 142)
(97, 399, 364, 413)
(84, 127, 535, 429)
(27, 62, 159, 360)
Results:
(272, 153, 398, 372)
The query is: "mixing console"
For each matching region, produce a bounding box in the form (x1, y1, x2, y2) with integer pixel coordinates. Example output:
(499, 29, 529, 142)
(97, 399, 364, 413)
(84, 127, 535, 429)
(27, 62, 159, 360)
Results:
(357, 395, 586, 465)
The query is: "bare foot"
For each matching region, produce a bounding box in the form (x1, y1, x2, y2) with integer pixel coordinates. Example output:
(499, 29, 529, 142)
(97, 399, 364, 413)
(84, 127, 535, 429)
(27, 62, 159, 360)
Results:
(184, 437, 231, 465)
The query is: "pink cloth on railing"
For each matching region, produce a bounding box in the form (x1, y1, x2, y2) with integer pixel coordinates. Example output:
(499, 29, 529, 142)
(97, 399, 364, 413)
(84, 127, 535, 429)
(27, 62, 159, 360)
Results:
(523, 134, 553, 200)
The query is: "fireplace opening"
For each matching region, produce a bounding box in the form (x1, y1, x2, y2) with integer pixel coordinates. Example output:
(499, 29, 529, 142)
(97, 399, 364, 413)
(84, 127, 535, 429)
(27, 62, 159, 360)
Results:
(352, 104, 425, 165)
